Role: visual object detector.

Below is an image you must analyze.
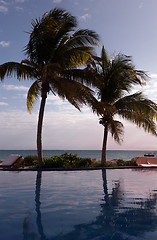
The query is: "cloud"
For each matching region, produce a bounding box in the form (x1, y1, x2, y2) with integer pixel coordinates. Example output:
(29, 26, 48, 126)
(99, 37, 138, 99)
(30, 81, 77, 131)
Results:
(0, 110, 37, 149)
(0, 102, 8, 106)
(2, 84, 28, 91)
(53, 0, 62, 3)
(0, 97, 157, 150)
(130, 73, 157, 102)
(47, 95, 67, 106)
(0, 41, 10, 47)
(79, 13, 91, 21)
(15, 6, 23, 11)
(0, 106, 102, 150)
(0, 5, 8, 13)
(150, 73, 157, 79)
(0, 0, 8, 5)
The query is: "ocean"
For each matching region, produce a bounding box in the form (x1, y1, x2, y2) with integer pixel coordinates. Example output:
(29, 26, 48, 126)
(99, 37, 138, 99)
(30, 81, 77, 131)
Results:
(0, 149, 156, 161)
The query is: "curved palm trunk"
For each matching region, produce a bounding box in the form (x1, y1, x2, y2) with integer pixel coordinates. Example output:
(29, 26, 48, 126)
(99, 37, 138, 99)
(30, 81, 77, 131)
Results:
(101, 124, 108, 165)
(37, 87, 47, 167)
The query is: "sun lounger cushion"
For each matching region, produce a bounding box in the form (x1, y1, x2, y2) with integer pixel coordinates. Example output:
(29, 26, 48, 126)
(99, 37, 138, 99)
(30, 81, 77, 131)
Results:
(132, 156, 157, 166)
(0, 154, 22, 167)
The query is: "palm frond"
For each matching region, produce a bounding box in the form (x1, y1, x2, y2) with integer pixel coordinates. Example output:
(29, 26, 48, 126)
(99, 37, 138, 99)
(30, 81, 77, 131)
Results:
(64, 68, 103, 88)
(61, 46, 95, 68)
(54, 28, 99, 67)
(27, 80, 41, 113)
(0, 62, 35, 80)
(45, 8, 77, 28)
(115, 92, 157, 135)
(21, 59, 38, 68)
(94, 51, 149, 104)
(69, 29, 99, 47)
(108, 120, 124, 143)
(49, 76, 95, 111)
(101, 46, 109, 71)
(122, 111, 157, 136)
(25, 8, 77, 64)
(116, 92, 157, 120)
(110, 54, 147, 87)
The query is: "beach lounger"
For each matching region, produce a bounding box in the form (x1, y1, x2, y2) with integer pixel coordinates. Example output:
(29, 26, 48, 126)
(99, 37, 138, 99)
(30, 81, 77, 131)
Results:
(132, 156, 157, 167)
(0, 154, 24, 168)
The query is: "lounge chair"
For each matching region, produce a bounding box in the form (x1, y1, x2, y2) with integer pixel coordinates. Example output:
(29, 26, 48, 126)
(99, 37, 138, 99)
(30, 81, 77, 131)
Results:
(0, 154, 24, 168)
(132, 156, 157, 167)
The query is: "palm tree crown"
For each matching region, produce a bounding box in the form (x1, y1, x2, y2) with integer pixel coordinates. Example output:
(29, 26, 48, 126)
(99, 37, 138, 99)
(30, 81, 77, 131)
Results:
(0, 8, 99, 167)
(89, 46, 157, 164)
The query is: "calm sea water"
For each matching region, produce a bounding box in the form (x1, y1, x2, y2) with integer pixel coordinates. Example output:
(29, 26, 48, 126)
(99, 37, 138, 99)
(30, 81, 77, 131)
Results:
(1, 169, 157, 240)
(0, 149, 156, 161)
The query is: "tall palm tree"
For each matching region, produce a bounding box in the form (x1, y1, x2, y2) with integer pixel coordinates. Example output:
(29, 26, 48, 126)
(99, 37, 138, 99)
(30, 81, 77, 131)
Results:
(86, 46, 157, 164)
(0, 8, 99, 167)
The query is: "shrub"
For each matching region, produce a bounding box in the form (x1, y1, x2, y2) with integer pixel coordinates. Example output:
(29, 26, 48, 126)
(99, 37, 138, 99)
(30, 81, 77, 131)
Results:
(60, 152, 79, 168)
(117, 159, 126, 166)
(44, 156, 64, 168)
(72, 158, 92, 168)
(43, 152, 92, 168)
(24, 155, 38, 166)
(24, 153, 136, 168)
(125, 160, 136, 166)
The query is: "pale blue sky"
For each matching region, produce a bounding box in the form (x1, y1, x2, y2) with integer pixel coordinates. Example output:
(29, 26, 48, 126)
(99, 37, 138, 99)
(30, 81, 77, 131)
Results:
(1, 0, 157, 150)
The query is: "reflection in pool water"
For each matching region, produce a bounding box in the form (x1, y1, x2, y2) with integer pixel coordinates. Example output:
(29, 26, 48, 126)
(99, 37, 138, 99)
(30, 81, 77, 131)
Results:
(0, 169, 157, 239)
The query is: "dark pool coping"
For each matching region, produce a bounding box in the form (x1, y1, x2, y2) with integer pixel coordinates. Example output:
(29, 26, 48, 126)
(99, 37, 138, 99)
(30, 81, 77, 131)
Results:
(0, 166, 157, 171)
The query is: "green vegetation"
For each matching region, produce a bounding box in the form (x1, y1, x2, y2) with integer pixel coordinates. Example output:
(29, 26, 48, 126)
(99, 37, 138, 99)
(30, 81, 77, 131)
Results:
(44, 153, 92, 168)
(23, 153, 136, 168)
(24, 153, 91, 168)
(24, 155, 38, 167)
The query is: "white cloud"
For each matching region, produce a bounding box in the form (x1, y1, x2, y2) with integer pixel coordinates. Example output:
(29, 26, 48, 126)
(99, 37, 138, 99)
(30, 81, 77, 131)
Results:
(47, 95, 66, 106)
(0, 106, 102, 150)
(0, 99, 157, 150)
(0, 110, 37, 149)
(15, 6, 23, 11)
(0, 41, 10, 47)
(53, 0, 62, 3)
(0, 102, 8, 106)
(79, 13, 91, 21)
(130, 73, 157, 102)
(2, 84, 28, 91)
(150, 73, 157, 79)
(0, 5, 8, 13)
(0, 0, 8, 5)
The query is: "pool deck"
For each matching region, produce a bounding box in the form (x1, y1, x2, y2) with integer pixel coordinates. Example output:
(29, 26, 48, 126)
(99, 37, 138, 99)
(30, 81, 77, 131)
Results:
(0, 166, 157, 171)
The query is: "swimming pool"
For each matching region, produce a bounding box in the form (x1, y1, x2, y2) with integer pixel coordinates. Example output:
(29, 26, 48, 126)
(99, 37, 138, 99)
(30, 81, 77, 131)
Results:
(0, 169, 157, 240)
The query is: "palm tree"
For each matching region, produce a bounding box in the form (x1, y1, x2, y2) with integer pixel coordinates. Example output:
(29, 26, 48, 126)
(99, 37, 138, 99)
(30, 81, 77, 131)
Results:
(86, 46, 157, 164)
(0, 8, 99, 167)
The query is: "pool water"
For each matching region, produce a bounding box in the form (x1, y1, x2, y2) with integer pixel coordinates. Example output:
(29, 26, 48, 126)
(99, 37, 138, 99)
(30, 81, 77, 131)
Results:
(1, 169, 157, 240)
